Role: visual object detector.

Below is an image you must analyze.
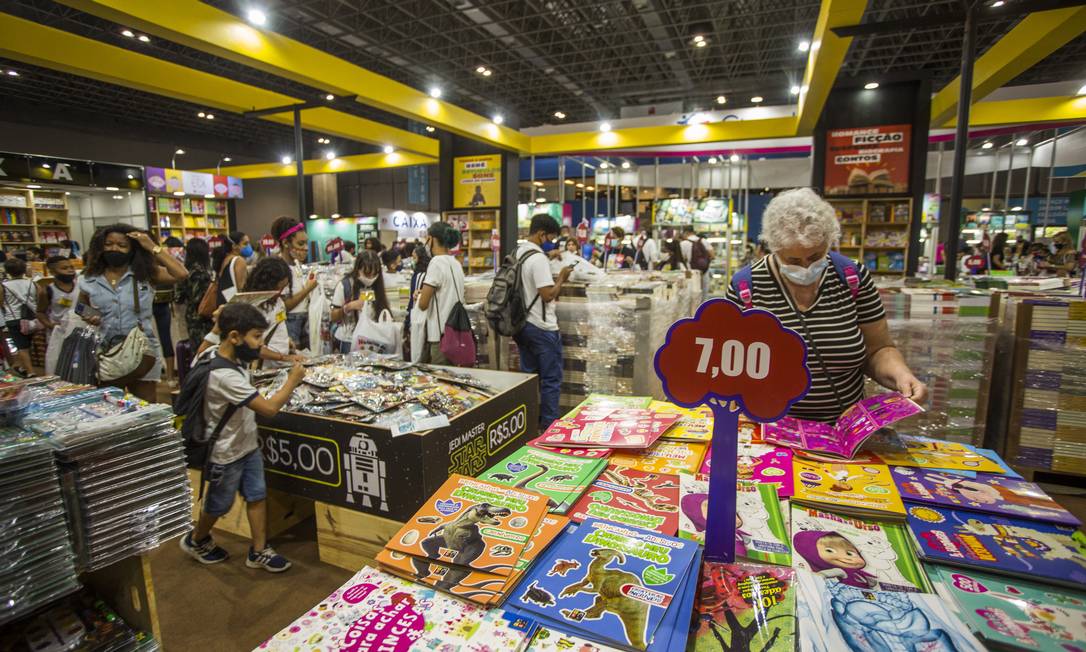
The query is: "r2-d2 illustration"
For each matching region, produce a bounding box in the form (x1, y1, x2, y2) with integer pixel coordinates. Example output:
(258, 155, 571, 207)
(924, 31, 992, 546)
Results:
(343, 433, 388, 512)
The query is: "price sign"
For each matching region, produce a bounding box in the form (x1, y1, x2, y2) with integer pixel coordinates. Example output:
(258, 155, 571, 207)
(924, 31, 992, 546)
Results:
(259, 428, 342, 487)
(208, 235, 224, 249)
(654, 299, 809, 562)
(325, 237, 344, 254)
(260, 234, 276, 252)
(576, 222, 588, 244)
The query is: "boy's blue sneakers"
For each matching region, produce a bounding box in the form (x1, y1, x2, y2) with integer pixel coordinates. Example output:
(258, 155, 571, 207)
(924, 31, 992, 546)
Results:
(246, 546, 292, 573)
(180, 532, 229, 564)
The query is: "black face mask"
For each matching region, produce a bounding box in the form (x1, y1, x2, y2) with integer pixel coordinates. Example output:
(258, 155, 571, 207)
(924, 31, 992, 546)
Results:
(54, 273, 76, 285)
(235, 342, 262, 362)
(102, 250, 130, 268)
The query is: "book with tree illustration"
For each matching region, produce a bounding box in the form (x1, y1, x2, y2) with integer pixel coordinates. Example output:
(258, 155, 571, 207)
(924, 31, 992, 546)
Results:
(609, 440, 708, 475)
(510, 518, 700, 651)
(791, 504, 930, 593)
(763, 392, 923, 459)
(567, 465, 680, 536)
(891, 467, 1081, 526)
(926, 564, 1086, 651)
(384, 474, 547, 578)
(905, 504, 1086, 591)
(679, 476, 792, 566)
(791, 458, 906, 519)
(540, 408, 680, 449)
(691, 562, 797, 652)
(482, 445, 608, 513)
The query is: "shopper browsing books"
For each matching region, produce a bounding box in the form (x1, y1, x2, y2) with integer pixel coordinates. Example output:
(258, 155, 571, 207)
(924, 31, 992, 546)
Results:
(271, 217, 318, 350)
(37, 255, 80, 375)
(415, 222, 466, 364)
(726, 188, 926, 422)
(633, 229, 659, 270)
(331, 251, 392, 354)
(180, 303, 306, 573)
(1, 257, 39, 376)
(515, 214, 573, 429)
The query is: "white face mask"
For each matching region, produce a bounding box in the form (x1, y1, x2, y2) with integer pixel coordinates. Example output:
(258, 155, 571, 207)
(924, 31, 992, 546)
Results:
(778, 256, 829, 286)
(359, 273, 378, 287)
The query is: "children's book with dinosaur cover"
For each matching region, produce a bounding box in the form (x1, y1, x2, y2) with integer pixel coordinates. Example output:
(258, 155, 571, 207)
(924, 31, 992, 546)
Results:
(738, 442, 794, 498)
(763, 392, 923, 459)
(385, 474, 548, 578)
(539, 409, 680, 450)
(648, 400, 713, 442)
(678, 475, 792, 566)
(795, 568, 985, 652)
(510, 518, 700, 651)
(926, 564, 1086, 651)
(790, 504, 929, 593)
(791, 457, 906, 519)
(690, 562, 797, 652)
(482, 446, 608, 514)
(892, 467, 1081, 526)
(257, 565, 538, 651)
(609, 440, 708, 476)
(567, 465, 680, 536)
(905, 504, 1086, 591)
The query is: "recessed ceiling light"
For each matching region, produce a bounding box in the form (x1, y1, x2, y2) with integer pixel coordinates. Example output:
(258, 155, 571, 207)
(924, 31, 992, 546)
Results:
(173, 191, 185, 196)
(621, 161, 631, 169)
(798, 40, 810, 52)
(41, 163, 50, 169)
(716, 95, 726, 104)
(564, 179, 575, 185)
(694, 40, 707, 48)
(599, 122, 612, 132)
(105, 186, 119, 191)
(429, 87, 442, 98)
(492, 114, 504, 125)
(383, 145, 394, 154)
(730, 154, 740, 162)
(113, 195, 124, 200)
(554, 111, 566, 119)
(599, 162, 609, 169)
(476, 66, 486, 74)
(127, 174, 134, 179)
(864, 82, 879, 90)
(198, 111, 205, 118)
(281, 155, 293, 164)
(535, 197, 545, 203)
(1012, 206, 1023, 211)
(533, 181, 543, 187)
(586, 185, 594, 191)
(990, 0, 1004, 6)
(247, 8, 267, 25)
(204, 194, 215, 199)
(5, 70, 19, 77)
(64, 191, 70, 195)
(1016, 138, 1029, 147)
(708, 157, 718, 164)
(750, 96, 764, 103)
(121, 29, 134, 38)
(790, 85, 801, 95)
(482, 69, 492, 77)
(175, 148, 185, 155)
(325, 151, 336, 160)
(27, 184, 40, 189)
(981, 141, 993, 149)
(206, 113, 214, 120)
(576, 183, 584, 188)
(425, 126, 436, 132)
(324, 94, 334, 101)
(692, 35, 704, 43)
(137, 34, 150, 42)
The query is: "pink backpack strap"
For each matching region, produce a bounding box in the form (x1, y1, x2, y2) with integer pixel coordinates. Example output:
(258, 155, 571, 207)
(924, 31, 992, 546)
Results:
(829, 251, 860, 301)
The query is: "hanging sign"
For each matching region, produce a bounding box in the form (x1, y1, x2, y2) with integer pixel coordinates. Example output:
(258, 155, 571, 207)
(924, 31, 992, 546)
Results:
(325, 237, 344, 254)
(654, 299, 809, 562)
(452, 154, 501, 208)
(260, 234, 276, 252)
(824, 124, 911, 196)
(576, 221, 588, 244)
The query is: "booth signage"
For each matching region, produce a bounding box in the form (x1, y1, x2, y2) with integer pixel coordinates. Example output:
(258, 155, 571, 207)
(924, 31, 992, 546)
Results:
(27, 157, 92, 185)
(654, 299, 809, 562)
(824, 124, 911, 195)
(453, 154, 501, 208)
(378, 208, 435, 239)
(0, 152, 144, 189)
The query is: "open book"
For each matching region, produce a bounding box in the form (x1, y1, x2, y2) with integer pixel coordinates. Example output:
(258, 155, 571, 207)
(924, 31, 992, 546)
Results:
(763, 392, 923, 460)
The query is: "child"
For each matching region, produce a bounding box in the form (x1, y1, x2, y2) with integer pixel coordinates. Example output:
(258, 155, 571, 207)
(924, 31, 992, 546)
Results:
(37, 256, 80, 375)
(331, 251, 390, 354)
(180, 303, 306, 572)
(1, 257, 38, 376)
(793, 530, 878, 589)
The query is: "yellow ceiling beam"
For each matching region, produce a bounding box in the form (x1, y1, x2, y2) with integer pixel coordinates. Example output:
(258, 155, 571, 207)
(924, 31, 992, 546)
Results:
(931, 6, 1086, 127)
(795, 0, 869, 135)
(60, 0, 531, 153)
(0, 13, 437, 157)
(199, 152, 437, 180)
(529, 117, 797, 155)
(942, 96, 1086, 128)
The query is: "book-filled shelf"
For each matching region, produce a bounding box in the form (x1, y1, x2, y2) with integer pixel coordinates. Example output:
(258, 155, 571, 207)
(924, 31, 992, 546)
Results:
(147, 195, 229, 242)
(828, 197, 913, 276)
(0, 186, 71, 256)
(443, 209, 499, 274)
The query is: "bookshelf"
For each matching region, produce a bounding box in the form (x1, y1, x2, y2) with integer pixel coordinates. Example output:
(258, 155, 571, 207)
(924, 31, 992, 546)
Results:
(442, 209, 498, 274)
(0, 186, 71, 255)
(829, 197, 913, 276)
(148, 195, 229, 242)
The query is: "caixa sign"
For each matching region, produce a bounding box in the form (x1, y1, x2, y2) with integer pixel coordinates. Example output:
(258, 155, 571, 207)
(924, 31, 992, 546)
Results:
(378, 209, 436, 237)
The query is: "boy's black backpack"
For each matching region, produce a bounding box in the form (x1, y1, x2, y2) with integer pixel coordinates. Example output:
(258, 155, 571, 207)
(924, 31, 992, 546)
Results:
(486, 249, 542, 337)
(175, 353, 239, 478)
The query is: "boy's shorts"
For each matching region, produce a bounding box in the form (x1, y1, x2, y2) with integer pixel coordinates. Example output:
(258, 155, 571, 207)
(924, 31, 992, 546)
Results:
(203, 449, 267, 517)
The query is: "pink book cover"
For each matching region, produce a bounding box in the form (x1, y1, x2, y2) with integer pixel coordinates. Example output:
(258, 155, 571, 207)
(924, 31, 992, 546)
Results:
(527, 435, 612, 459)
(739, 443, 795, 498)
(537, 409, 680, 449)
(763, 392, 922, 459)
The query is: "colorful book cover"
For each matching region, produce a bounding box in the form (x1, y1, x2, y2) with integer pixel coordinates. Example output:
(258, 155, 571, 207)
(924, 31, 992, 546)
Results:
(610, 440, 708, 475)
(256, 566, 537, 651)
(528, 435, 613, 459)
(679, 476, 791, 566)
(511, 518, 699, 650)
(764, 392, 923, 459)
(649, 400, 713, 442)
(540, 410, 680, 450)
(482, 446, 608, 513)
(385, 474, 548, 578)
(691, 563, 797, 652)
(526, 625, 624, 652)
(568, 465, 680, 536)
(790, 504, 929, 593)
(927, 564, 1086, 651)
(573, 394, 653, 412)
(738, 442, 794, 498)
(906, 504, 1086, 591)
(877, 437, 1004, 473)
(892, 467, 1081, 526)
(941, 447, 1022, 479)
(792, 458, 906, 518)
(795, 569, 985, 652)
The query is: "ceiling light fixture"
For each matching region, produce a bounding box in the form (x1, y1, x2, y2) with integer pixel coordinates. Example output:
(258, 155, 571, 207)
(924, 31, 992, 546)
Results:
(197, 111, 205, 118)
(137, 34, 150, 42)
(586, 186, 594, 191)
(554, 111, 566, 119)
(105, 186, 119, 191)
(113, 195, 124, 200)
(694, 40, 708, 48)
(981, 141, 993, 149)
(175, 148, 185, 155)
(708, 157, 718, 164)
(492, 114, 504, 125)
(206, 113, 214, 120)
(730, 154, 740, 162)
(476, 66, 486, 74)
(281, 155, 293, 164)
(1012, 206, 1023, 211)
(716, 95, 726, 104)
(383, 145, 394, 154)
(576, 183, 584, 188)
(247, 8, 267, 26)
(127, 174, 134, 179)
(173, 191, 185, 196)
(535, 197, 546, 203)
(324, 94, 334, 101)
(429, 87, 442, 98)
(990, 0, 1004, 6)
(599, 122, 612, 132)
(425, 126, 435, 133)
(621, 161, 631, 169)
(750, 96, 764, 103)
(864, 82, 879, 90)
(204, 194, 215, 199)
(482, 69, 492, 77)
(790, 85, 800, 95)
(223, 157, 232, 163)
(1077, 84, 1086, 96)
(121, 29, 134, 38)
(5, 70, 19, 77)
(798, 40, 810, 52)
(325, 151, 336, 160)
(564, 179, 575, 185)
(41, 163, 50, 169)
(533, 181, 543, 187)
(599, 162, 609, 169)
(27, 184, 41, 189)
(1016, 138, 1029, 147)
(692, 35, 704, 43)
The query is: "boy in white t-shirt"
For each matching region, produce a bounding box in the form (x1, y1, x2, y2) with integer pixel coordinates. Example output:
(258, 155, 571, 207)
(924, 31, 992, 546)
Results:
(181, 303, 306, 572)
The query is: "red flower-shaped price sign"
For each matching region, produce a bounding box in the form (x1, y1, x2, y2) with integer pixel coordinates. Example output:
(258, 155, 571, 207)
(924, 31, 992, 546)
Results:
(654, 299, 809, 561)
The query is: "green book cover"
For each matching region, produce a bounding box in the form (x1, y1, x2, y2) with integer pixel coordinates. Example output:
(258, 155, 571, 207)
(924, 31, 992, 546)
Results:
(481, 446, 606, 513)
(690, 562, 796, 652)
(737, 482, 792, 567)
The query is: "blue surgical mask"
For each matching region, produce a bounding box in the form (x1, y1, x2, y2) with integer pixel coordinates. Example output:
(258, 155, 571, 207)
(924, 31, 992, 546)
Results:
(779, 256, 829, 286)
(541, 240, 557, 253)
(240, 244, 254, 259)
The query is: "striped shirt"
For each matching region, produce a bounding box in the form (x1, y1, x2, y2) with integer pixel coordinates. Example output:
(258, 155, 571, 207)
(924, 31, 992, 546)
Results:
(726, 256, 885, 422)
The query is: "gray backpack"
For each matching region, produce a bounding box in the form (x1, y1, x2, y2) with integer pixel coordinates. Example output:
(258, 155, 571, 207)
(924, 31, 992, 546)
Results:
(485, 249, 541, 337)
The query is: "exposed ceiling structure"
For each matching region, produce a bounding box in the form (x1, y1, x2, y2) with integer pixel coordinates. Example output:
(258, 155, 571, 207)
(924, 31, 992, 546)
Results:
(0, 0, 1082, 160)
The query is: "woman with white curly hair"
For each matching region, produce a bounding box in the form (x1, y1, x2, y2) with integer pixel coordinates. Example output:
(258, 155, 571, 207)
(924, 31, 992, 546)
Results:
(727, 187, 926, 422)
